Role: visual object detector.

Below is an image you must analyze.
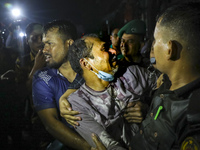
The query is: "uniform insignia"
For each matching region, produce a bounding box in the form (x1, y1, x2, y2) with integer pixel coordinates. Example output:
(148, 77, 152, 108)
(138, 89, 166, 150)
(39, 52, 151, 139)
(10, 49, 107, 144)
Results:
(181, 137, 200, 150)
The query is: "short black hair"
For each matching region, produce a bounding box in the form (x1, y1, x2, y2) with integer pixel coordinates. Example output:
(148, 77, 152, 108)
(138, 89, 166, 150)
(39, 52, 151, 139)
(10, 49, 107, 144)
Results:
(43, 20, 77, 41)
(68, 34, 98, 75)
(26, 23, 42, 38)
(158, 2, 200, 63)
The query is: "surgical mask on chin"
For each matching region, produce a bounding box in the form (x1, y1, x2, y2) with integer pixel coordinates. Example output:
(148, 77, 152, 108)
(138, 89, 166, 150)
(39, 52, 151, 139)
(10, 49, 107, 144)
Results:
(84, 58, 114, 82)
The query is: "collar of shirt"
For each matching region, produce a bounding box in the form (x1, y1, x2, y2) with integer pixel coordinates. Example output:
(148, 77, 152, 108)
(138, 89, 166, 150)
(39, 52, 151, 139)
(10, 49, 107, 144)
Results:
(157, 74, 200, 98)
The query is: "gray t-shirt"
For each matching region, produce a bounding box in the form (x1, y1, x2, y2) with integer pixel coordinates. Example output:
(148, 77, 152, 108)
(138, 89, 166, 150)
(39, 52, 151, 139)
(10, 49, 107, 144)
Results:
(68, 65, 157, 150)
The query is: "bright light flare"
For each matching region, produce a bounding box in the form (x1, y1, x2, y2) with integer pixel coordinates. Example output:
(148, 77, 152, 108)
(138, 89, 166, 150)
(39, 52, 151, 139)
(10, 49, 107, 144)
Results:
(12, 8, 21, 17)
(19, 32, 25, 37)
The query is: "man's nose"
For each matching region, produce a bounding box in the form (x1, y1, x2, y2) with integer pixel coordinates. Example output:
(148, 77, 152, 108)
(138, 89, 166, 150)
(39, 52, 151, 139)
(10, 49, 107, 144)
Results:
(120, 41, 126, 47)
(108, 48, 117, 55)
(43, 45, 49, 53)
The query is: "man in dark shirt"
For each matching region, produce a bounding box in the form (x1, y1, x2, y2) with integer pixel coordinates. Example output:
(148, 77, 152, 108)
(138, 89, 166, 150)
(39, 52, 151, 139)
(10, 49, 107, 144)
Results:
(131, 2, 200, 149)
(32, 20, 91, 150)
(88, 2, 200, 150)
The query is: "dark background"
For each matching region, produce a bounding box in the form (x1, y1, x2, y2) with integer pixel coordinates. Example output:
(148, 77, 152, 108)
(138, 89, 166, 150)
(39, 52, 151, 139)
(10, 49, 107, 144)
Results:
(0, 0, 200, 41)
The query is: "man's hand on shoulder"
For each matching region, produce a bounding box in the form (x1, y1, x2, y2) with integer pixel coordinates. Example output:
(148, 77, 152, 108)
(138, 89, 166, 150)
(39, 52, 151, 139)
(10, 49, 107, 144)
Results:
(59, 89, 82, 127)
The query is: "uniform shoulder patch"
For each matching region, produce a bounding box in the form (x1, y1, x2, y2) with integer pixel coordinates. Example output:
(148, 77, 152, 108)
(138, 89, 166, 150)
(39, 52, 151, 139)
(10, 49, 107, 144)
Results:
(181, 137, 200, 150)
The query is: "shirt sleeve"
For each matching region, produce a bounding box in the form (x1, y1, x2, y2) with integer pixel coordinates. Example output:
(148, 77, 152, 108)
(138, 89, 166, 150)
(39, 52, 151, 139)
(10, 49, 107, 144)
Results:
(68, 95, 127, 150)
(121, 65, 157, 98)
(32, 75, 56, 112)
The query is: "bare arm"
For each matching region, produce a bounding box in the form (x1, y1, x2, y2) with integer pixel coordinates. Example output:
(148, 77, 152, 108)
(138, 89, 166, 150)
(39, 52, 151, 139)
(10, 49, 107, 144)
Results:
(37, 108, 91, 150)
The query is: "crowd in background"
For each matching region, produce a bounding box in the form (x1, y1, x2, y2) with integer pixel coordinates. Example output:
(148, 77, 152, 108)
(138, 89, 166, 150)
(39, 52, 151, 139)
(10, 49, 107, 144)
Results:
(0, 2, 200, 150)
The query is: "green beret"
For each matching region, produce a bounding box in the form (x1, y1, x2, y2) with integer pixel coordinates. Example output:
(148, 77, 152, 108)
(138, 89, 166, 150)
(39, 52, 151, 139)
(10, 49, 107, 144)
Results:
(118, 19, 146, 38)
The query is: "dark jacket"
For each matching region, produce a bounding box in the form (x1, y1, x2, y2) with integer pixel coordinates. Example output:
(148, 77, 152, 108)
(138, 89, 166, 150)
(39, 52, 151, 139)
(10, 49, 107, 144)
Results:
(131, 74, 200, 150)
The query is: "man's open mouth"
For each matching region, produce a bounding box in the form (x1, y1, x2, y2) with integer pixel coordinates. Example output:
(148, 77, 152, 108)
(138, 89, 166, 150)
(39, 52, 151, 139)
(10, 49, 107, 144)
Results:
(44, 54, 52, 62)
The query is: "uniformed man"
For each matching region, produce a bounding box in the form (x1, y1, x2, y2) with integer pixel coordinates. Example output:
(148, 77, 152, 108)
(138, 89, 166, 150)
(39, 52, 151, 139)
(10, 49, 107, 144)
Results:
(130, 2, 200, 149)
(89, 2, 200, 150)
(117, 19, 149, 68)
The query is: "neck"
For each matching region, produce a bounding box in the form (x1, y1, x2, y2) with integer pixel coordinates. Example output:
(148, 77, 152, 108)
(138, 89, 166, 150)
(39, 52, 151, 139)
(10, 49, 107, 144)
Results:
(167, 65, 200, 91)
(58, 61, 77, 83)
(84, 71, 109, 91)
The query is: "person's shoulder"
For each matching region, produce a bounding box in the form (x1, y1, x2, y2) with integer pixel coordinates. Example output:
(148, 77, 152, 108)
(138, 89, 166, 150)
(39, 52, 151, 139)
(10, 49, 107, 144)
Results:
(126, 65, 148, 75)
(33, 67, 57, 80)
(68, 84, 87, 103)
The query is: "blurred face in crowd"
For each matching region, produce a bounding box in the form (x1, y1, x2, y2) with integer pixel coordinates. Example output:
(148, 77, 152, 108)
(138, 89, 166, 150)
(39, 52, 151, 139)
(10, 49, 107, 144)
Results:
(85, 37, 118, 75)
(120, 33, 142, 61)
(27, 24, 43, 55)
(110, 28, 119, 47)
(42, 27, 68, 69)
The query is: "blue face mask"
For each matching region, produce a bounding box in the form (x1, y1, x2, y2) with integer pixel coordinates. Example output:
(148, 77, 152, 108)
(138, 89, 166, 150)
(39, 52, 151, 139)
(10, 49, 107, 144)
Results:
(84, 58, 114, 82)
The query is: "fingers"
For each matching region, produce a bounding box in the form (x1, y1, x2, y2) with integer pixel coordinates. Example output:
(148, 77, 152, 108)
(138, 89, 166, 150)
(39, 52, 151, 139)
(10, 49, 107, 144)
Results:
(92, 133, 106, 150)
(92, 133, 99, 146)
(61, 110, 81, 127)
(66, 117, 80, 127)
(35, 50, 46, 63)
(91, 133, 106, 150)
(124, 101, 144, 123)
(127, 101, 136, 108)
(124, 116, 143, 123)
(60, 108, 80, 116)
(36, 49, 43, 56)
(124, 105, 142, 114)
(59, 99, 81, 123)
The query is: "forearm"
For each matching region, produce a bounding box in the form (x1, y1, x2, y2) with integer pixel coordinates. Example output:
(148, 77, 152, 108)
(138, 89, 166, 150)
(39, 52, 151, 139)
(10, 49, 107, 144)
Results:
(47, 120, 90, 149)
(38, 111, 91, 150)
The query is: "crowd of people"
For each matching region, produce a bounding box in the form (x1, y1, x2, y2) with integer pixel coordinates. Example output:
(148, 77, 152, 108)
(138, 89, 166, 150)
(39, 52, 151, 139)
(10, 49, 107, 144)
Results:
(1, 2, 200, 150)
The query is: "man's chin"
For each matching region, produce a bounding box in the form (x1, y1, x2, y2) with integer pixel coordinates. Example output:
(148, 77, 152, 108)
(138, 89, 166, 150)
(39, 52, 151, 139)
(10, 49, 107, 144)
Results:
(47, 62, 61, 69)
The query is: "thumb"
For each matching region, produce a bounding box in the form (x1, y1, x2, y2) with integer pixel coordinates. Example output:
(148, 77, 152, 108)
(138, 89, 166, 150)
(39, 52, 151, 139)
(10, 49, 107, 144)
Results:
(92, 133, 99, 146)
(60, 97, 72, 111)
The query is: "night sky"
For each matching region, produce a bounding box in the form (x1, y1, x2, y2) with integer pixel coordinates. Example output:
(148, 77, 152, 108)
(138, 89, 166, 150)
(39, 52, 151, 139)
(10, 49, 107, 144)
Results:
(0, 0, 124, 35)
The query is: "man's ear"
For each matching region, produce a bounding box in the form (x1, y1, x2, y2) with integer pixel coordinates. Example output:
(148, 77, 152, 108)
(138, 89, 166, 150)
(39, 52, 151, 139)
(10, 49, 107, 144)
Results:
(65, 39, 74, 47)
(110, 35, 112, 41)
(80, 58, 92, 71)
(166, 40, 178, 60)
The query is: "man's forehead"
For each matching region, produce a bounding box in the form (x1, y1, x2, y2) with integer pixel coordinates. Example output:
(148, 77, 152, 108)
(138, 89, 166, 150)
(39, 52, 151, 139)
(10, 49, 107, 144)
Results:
(43, 28, 59, 39)
(112, 29, 119, 34)
(122, 33, 138, 39)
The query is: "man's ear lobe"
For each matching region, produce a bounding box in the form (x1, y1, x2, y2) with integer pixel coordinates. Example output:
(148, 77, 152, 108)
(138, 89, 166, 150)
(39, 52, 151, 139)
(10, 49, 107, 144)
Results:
(167, 40, 178, 60)
(65, 39, 74, 47)
(80, 58, 92, 70)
